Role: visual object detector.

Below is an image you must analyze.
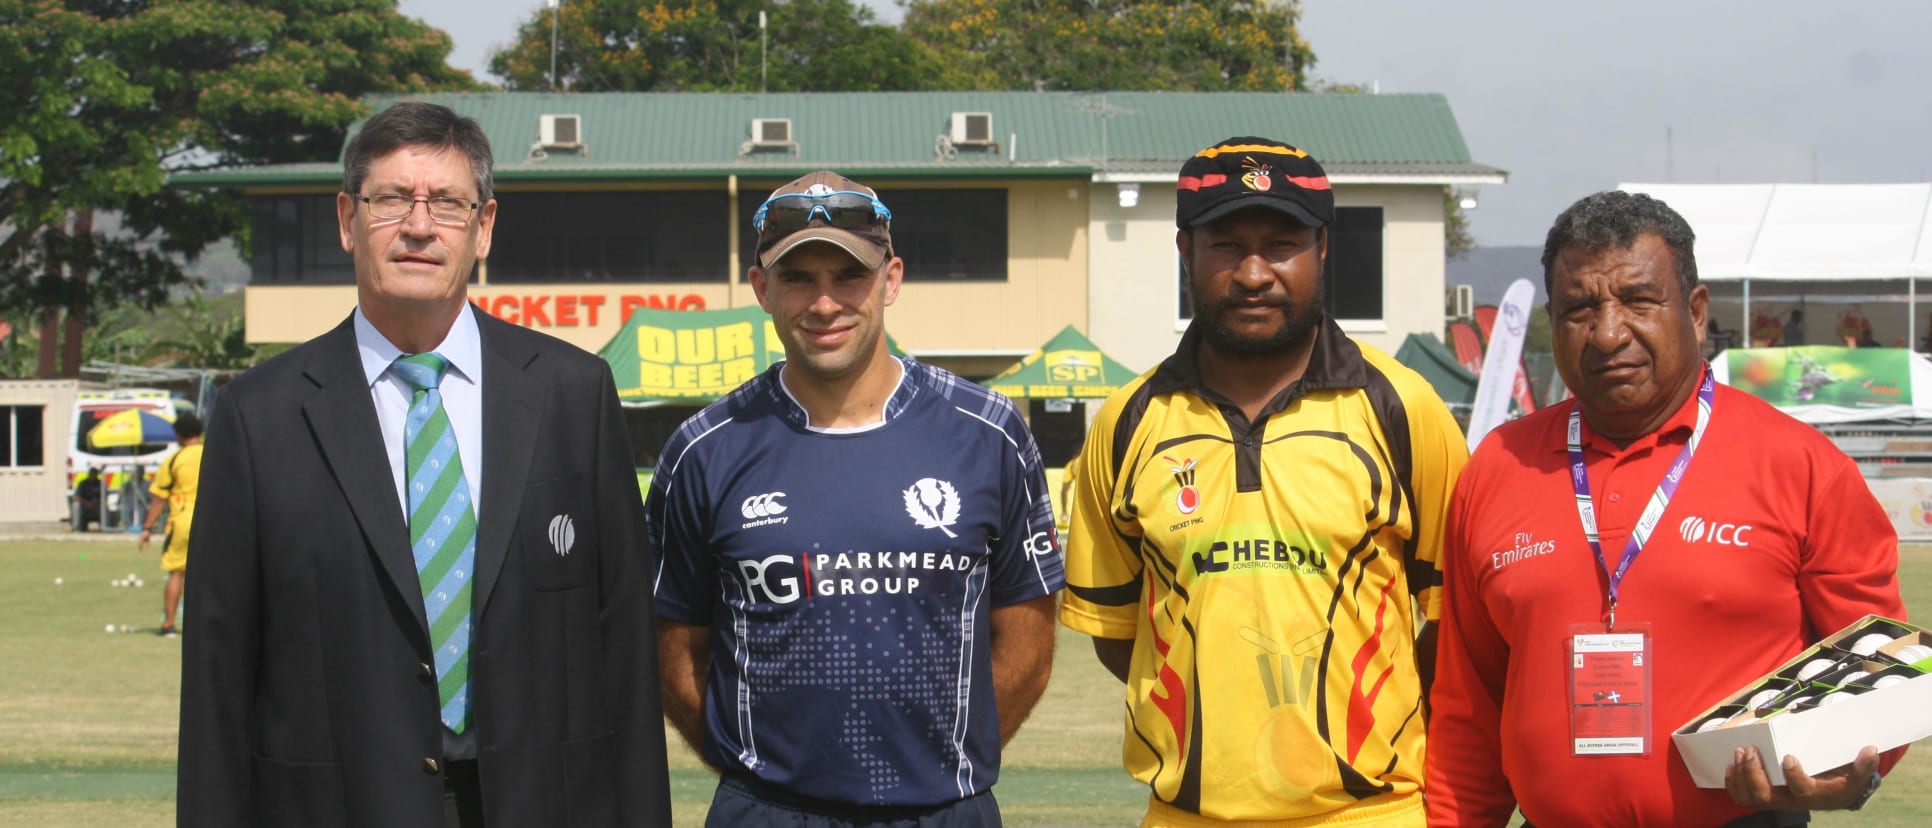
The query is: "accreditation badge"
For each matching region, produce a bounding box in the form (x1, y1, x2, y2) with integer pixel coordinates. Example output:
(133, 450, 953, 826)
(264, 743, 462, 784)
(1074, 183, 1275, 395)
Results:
(1568, 622, 1652, 756)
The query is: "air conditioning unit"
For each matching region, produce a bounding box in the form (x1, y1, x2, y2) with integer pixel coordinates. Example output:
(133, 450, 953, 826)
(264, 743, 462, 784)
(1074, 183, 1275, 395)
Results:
(950, 112, 994, 145)
(539, 114, 582, 148)
(1450, 284, 1475, 319)
(751, 118, 793, 147)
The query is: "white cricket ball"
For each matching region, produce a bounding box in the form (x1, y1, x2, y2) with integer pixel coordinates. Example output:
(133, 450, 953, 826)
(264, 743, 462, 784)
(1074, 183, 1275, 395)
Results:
(105, 624, 116, 634)
(133, 579, 144, 588)
(53, 577, 62, 586)
(1796, 659, 1837, 681)
(1850, 633, 1896, 656)
(1876, 675, 1909, 689)
(1746, 689, 1782, 708)
(1697, 717, 1729, 733)
(1840, 670, 1871, 686)
(126, 572, 136, 581)
(1895, 644, 1932, 664)
(1820, 692, 1855, 706)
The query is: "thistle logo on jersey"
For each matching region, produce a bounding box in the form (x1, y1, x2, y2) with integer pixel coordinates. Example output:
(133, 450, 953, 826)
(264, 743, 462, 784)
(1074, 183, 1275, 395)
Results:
(1165, 455, 1200, 514)
(903, 478, 961, 538)
(740, 491, 789, 529)
(1678, 516, 1753, 546)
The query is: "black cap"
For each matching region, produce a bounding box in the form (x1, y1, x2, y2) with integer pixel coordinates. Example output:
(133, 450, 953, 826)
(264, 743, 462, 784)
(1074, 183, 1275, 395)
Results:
(1175, 137, 1334, 229)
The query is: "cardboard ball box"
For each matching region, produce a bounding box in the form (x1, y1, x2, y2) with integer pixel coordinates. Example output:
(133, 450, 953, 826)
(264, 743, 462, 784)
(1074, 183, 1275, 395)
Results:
(1672, 615, 1932, 788)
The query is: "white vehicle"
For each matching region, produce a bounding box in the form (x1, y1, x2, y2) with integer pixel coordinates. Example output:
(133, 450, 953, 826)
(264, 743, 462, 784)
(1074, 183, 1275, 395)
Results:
(67, 388, 193, 531)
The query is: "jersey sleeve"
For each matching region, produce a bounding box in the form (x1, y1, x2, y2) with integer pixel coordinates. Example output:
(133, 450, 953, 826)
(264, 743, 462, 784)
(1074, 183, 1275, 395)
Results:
(645, 424, 717, 626)
(1058, 398, 1143, 640)
(149, 451, 177, 499)
(1797, 450, 1905, 633)
(1403, 384, 1470, 621)
(1423, 455, 1518, 828)
(987, 408, 1064, 606)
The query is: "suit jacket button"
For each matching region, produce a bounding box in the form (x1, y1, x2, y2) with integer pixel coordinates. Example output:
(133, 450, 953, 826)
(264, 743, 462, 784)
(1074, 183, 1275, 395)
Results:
(419, 662, 435, 680)
(424, 757, 441, 774)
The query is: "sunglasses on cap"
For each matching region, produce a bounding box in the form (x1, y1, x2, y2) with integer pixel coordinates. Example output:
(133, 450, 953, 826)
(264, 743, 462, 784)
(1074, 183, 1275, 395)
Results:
(753, 190, 892, 236)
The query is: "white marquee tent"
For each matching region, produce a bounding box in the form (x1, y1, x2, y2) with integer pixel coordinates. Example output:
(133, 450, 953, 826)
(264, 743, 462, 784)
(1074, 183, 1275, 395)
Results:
(1620, 183, 1932, 346)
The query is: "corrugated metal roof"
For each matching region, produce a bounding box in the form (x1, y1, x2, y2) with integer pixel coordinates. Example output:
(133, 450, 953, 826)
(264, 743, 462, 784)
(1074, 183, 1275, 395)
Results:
(173, 91, 1505, 188)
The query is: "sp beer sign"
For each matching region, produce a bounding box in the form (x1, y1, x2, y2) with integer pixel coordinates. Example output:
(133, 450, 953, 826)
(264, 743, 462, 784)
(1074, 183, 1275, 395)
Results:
(1045, 349, 1103, 383)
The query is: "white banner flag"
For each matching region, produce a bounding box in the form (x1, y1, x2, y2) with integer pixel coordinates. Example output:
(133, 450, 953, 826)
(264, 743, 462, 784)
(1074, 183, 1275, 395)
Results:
(1467, 278, 1537, 451)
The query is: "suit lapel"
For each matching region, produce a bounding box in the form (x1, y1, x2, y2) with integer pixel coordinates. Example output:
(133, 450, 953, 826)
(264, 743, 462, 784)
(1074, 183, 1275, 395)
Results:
(300, 317, 428, 637)
(474, 311, 543, 616)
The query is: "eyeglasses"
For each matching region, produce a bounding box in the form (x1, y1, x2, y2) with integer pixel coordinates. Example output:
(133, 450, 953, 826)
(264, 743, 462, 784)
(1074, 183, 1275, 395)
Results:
(753, 191, 891, 236)
(353, 194, 480, 224)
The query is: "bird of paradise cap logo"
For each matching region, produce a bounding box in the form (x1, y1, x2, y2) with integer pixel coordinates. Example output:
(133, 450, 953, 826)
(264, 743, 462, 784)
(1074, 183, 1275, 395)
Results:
(1164, 455, 1200, 514)
(903, 477, 962, 538)
(1241, 157, 1273, 191)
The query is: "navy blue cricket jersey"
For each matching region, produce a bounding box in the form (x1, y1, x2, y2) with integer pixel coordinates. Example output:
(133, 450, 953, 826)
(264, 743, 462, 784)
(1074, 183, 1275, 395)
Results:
(648, 357, 1065, 808)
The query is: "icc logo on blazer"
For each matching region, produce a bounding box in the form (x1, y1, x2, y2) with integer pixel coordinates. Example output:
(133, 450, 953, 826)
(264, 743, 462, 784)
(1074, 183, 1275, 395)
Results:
(547, 514, 576, 556)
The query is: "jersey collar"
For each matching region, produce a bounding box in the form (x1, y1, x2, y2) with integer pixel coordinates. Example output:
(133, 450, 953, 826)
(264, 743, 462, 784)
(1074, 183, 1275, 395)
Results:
(763, 356, 920, 432)
(1563, 368, 1707, 457)
(1144, 314, 1370, 418)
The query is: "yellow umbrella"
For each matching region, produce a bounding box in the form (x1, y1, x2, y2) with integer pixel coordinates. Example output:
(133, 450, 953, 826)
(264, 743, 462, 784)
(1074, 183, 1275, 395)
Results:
(87, 408, 177, 449)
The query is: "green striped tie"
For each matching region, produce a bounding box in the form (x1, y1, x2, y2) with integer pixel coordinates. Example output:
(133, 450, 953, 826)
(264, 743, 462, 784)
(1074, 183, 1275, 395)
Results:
(391, 353, 475, 734)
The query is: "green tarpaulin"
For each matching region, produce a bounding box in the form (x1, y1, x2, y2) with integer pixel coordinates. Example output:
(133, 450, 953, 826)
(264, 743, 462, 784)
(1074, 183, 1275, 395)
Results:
(986, 325, 1141, 399)
(1394, 333, 1476, 414)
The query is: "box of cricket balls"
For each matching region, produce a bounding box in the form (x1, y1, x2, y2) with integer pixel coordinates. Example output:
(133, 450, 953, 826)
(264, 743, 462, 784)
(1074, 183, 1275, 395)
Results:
(1672, 615, 1932, 788)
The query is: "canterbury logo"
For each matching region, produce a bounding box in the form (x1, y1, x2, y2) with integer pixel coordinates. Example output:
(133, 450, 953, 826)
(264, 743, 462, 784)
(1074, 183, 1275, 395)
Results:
(547, 514, 576, 557)
(1678, 516, 1753, 546)
(741, 492, 788, 519)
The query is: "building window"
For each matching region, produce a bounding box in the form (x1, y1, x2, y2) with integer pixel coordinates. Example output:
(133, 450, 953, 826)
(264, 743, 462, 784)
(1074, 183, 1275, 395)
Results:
(1, 405, 45, 467)
(737, 188, 1009, 281)
(491, 191, 730, 283)
(1175, 205, 1386, 323)
(248, 195, 355, 285)
(1324, 206, 1385, 322)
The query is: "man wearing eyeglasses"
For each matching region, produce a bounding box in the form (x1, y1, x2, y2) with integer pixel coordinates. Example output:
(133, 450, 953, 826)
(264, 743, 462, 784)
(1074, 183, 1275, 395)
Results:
(179, 101, 671, 828)
(648, 171, 1065, 826)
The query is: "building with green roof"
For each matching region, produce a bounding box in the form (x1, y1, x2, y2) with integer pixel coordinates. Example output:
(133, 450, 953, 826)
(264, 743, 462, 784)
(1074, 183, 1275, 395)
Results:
(180, 90, 1501, 384)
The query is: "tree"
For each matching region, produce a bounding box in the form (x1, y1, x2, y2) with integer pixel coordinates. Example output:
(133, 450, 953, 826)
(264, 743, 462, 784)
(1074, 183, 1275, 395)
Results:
(1444, 189, 1475, 261)
(0, 0, 478, 377)
(901, 0, 1316, 92)
(490, 0, 959, 92)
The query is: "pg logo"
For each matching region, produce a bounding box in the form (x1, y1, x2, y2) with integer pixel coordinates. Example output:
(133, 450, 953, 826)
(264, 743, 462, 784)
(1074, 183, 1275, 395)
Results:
(1045, 350, 1103, 383)
(737, 554, 802, 604)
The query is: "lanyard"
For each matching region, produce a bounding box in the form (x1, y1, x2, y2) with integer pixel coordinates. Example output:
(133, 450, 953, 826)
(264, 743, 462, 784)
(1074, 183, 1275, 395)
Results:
(1567, 367, 1715, 631)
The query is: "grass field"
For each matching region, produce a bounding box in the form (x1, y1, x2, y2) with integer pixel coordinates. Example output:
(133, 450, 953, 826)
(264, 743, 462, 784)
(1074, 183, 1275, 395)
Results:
(2, 538, 1929, 827)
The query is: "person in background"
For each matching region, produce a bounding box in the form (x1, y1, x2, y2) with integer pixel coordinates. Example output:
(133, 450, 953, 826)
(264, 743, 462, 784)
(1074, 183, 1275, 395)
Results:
(139, 413, 203, 637)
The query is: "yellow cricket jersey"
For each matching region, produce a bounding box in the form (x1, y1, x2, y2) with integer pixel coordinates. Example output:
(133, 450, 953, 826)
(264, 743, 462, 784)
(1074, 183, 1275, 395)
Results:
(150, 443, 204, 554)
(1060, 320, 1467, 824)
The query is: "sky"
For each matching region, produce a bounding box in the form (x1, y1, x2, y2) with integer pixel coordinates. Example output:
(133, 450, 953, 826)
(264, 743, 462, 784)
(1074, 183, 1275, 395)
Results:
(398, 0, 1932, 247)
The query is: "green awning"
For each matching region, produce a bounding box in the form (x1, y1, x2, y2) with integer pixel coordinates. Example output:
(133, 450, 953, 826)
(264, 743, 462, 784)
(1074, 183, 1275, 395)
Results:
(985, 325, 1141, 399)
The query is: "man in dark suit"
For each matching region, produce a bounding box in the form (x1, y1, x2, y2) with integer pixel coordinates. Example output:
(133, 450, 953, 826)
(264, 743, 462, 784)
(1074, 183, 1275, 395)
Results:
(178, 102, 671, 828)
